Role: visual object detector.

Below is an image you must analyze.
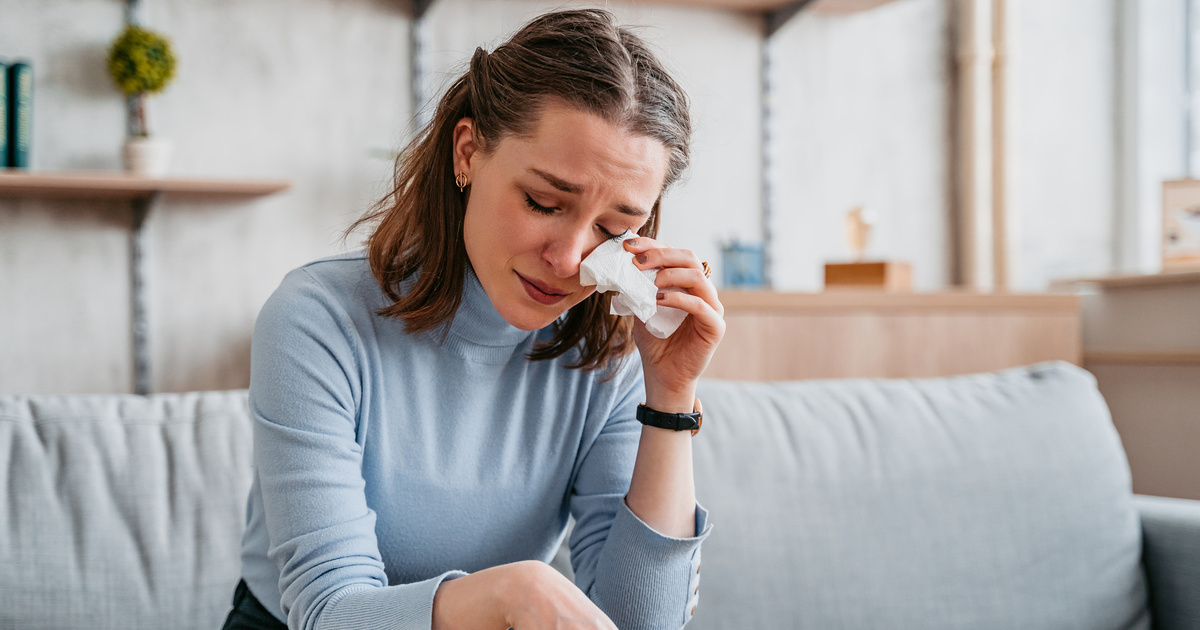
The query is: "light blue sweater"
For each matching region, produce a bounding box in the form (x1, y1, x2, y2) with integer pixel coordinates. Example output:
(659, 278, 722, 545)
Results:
(240, 252, 711, 630)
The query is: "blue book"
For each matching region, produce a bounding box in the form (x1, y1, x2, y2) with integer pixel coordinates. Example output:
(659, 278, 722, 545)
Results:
(0, 60, 8, 167)
(7, 61, 32, 169)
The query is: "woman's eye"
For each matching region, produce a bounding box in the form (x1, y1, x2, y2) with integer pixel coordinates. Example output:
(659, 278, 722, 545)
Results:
(524, 194, 556, 215)
(598, 226, 622, 241)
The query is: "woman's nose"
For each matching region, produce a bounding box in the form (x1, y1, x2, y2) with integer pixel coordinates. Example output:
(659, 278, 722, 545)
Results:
(542, 226, 598, 278)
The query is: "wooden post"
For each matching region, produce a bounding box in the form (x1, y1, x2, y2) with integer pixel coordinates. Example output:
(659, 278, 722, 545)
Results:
(955, 0, 995, 290)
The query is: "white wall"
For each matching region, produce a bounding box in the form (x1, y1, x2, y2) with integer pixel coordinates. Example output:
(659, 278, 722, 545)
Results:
(1124, 0, 1188, 274)
(1013, 0, 1118, 289)
(1, 0, 411, 393)
(769, 0, 952, 291)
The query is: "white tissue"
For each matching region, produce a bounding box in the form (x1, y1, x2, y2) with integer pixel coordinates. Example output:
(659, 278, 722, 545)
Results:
(579, 231, 689, 339)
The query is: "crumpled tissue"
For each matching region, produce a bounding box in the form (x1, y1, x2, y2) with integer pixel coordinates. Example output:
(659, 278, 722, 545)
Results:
(579, 231, 688, 339)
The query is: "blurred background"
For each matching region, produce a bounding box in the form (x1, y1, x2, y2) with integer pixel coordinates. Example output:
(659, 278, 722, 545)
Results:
(1, 0, 1197, 497)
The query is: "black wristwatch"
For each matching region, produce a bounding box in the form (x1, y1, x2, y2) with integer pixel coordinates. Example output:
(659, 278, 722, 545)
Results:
(635, 398, 703, 436)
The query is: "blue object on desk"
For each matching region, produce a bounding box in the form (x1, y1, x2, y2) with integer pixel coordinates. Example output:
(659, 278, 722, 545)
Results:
(721, 242, 764, 288)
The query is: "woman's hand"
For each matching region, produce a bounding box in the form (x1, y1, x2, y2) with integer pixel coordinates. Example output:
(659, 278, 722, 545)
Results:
(622, 237, 725, 405)
(433, 560, 616, 630)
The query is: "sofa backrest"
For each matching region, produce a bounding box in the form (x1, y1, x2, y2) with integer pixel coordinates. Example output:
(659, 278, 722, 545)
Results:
(0, 390, 253, 630)
(689, 361, 1150, 630)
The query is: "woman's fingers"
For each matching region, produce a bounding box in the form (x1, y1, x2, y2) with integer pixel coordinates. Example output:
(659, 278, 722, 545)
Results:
(655, 290, 725, 339)
(624, 238, 721, 315)
(624, 238, 697, 270)
(651, 267, 722, 316)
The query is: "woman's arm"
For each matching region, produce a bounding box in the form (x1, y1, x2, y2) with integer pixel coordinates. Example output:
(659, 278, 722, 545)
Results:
(432, 562, 617, 630)
(622, 237, 725, 539)
(251, 270, 472, 630)
(625, 392, 699, 538)
(563, 234, 723, 629)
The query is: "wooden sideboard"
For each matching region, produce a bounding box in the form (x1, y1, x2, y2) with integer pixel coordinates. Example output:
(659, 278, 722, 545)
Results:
(704, 291, 1081, 381)
(1064, 271, 1200, 501)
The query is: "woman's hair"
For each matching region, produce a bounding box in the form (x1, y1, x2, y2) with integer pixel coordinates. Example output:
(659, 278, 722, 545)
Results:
(348, 8, 691, 370)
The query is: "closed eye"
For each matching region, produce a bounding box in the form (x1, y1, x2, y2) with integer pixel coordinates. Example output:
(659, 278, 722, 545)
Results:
(524, 193, 557, 215)
(598, 225, 622, 241)
(526, 193, 623, 241)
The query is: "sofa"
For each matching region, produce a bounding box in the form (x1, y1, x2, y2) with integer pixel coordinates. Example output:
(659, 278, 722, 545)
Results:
(2, 361, 1198, 629)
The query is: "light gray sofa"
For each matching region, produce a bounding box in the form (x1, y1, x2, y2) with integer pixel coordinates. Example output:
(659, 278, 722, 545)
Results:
(2, 362, 1198, 629)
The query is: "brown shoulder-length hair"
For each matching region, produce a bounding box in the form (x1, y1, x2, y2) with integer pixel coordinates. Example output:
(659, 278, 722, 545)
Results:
(347, 8, 692, 371)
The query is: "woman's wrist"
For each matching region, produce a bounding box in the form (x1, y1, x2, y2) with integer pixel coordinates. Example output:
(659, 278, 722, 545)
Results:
(643, 380, 697, 414)
(432, 564, 511, 630)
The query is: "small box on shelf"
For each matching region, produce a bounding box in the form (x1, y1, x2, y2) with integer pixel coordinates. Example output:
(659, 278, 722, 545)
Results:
(824, 261, 912, 292)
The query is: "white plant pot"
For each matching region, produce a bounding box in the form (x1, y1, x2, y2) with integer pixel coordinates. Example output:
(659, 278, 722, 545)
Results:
(123, 136, 173, 176)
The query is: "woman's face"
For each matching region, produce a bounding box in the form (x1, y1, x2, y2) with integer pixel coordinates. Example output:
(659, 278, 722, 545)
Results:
(455, 101, 669, 331)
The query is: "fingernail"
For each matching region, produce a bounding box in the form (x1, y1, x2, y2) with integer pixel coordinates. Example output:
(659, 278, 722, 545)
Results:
(657, 292, 665, 300)
(637, 254, 647, 264)
(626, 238, 638, 247)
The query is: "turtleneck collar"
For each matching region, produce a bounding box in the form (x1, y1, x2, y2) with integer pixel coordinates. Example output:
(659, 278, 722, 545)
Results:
(443, 265, 537, 359)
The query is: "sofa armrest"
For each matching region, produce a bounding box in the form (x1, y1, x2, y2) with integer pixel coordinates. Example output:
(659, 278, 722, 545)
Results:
(1135, 494, 1200, 630)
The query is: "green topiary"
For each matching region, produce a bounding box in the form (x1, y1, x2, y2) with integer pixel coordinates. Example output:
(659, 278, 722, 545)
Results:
(107, 24, 176, 95)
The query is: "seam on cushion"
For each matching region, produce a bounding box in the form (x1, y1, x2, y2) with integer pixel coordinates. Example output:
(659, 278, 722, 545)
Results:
(0, 409, 248, 427)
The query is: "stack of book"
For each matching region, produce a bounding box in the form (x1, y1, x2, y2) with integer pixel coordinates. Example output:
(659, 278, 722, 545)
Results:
(1, 59, 32, 169)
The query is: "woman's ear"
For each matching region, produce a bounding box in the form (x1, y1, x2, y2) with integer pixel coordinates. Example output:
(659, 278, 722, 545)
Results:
(452, 118, 478, 179)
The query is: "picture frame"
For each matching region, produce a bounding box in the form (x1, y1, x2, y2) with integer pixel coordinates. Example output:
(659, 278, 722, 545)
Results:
(1162, 179, 1200, 271)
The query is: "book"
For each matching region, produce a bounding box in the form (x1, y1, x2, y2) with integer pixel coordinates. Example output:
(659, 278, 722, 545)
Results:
(0, 60, 8, 167)
(7, 60, 32, 169)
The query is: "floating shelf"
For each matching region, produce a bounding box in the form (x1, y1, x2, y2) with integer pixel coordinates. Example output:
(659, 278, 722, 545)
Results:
(0, 171, 291, 200)
(642, 0, 900, 13)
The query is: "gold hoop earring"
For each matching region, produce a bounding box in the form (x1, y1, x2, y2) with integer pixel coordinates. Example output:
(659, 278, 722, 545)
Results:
(455, 172, 468, 193)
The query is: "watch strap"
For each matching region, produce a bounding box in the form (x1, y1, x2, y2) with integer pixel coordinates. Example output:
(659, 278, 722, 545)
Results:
(636, 398, 703, 435)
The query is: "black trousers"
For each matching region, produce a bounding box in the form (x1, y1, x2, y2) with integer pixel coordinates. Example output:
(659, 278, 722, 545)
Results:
(221, 579, 289, 630)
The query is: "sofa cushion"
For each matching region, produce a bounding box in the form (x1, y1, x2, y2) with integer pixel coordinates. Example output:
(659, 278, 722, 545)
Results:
(690, 362, 1150, 630)
(0, 390, 253, 630)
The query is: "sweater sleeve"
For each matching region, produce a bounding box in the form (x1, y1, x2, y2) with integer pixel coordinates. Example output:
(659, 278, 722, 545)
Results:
(249, 269, 466, 630)
(567, 357, 713, 630)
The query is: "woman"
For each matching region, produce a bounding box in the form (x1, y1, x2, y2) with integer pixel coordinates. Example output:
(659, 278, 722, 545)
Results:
(224, 9, 724, 630)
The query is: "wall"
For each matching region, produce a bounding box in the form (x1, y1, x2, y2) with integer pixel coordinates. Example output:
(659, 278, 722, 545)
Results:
(769, 0, 952, 291)
(1123, 0, 1188, 274)
(1013, 0, 1118, 289)
(1015, 0, 1188, 289)
(0, 0, 410, 393)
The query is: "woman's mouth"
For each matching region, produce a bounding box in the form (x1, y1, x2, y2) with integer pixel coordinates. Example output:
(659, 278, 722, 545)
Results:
(516, 272, 569, 305)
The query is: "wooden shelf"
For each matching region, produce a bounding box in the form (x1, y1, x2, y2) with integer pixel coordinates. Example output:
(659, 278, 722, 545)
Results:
(650, 0, 901, 13)
(0, 171, 291, 200)
(1052, 270, 1200, 290)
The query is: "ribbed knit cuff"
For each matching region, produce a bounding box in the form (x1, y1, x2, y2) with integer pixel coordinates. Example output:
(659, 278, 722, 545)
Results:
(591, 501, 712, 630)
(315, 570, 468, 630)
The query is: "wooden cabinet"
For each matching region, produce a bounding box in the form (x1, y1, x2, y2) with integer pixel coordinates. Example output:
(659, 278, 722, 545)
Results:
(705, 291, 1081, 380)
(1067, 271, 1200, 501)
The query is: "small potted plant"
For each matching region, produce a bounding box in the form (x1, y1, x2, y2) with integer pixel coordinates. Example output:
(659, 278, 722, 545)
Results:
(107, 24, 177, 175)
